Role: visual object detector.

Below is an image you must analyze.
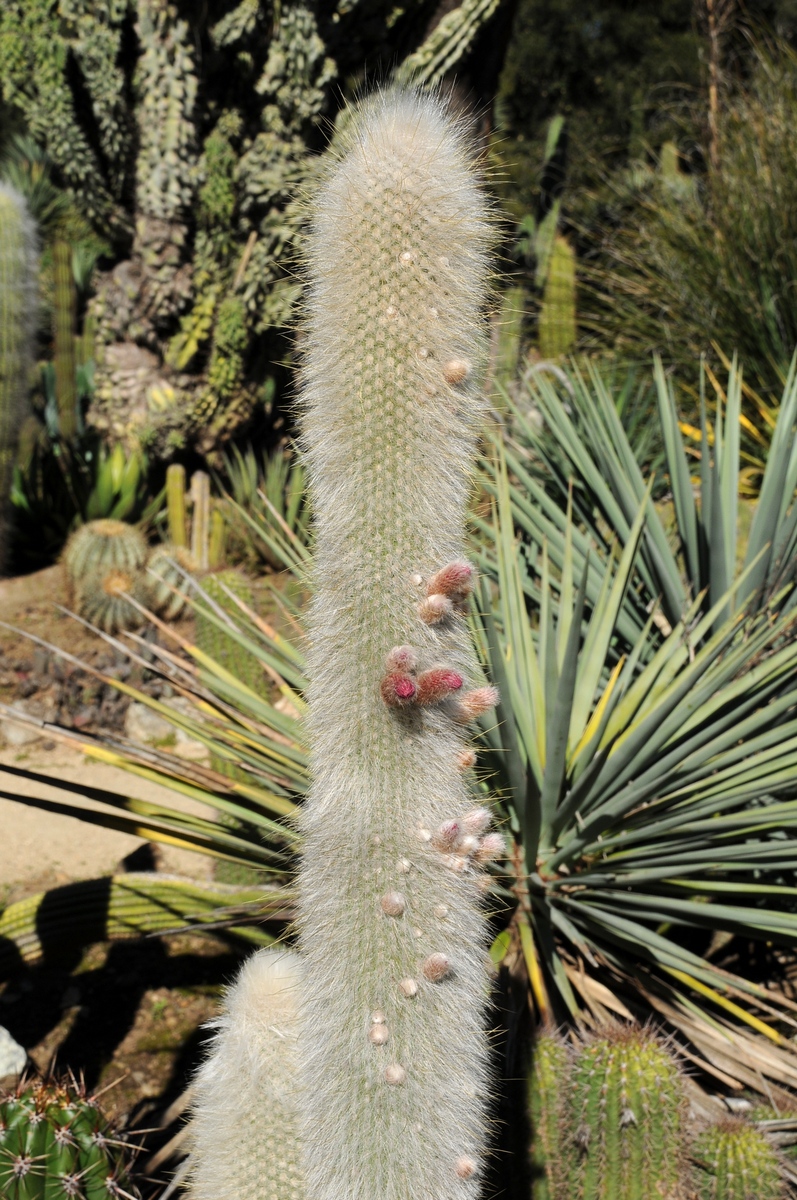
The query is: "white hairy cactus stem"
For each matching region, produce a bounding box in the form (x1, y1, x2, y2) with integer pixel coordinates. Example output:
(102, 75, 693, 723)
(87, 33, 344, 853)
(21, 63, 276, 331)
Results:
(298, 88, 494, 1199)
(190, 949, 305, 1200)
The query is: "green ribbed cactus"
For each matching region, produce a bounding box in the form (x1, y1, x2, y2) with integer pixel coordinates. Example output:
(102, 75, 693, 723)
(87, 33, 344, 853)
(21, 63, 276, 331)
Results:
(190, 948, 304, 1200)
(567, 1026, 685, 1200)
(0, 1075, 140, 1199)
(297, 89, 498, 1200)
(538, 234, 576, 359)
(166, 462, 188, 548)
(146, 542, 195, 618)
(74, 565, 148, 633)
(529, 1032, 568, 1200)
(63, 518, 148, 580)
(0, 183, 37, 572)
(194, 570, 264, 697)
(694, 1119, 782, 1200)
(52, 239, 78, 442)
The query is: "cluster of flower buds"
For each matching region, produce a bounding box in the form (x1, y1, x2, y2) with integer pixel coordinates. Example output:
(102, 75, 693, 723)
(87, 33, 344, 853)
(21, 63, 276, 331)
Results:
(419, 558, 475, 624)
(380, 644, 498, 723)
(419, 806, 506, 876)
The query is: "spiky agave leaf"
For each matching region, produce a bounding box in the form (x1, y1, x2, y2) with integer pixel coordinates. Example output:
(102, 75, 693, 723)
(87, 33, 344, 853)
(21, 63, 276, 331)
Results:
(476, 446, 797, 1096)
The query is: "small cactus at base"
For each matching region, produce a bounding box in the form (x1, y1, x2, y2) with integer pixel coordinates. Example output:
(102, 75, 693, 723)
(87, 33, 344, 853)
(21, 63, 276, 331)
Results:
(567, 1025, 686, 1200)
(63, 519, 148, 581)
(146, 543, 195, 619)
(529, 1032, 568, 1200)
(0, 1075, 140, 1199)
(694, 1118, 782, 1200)
(190, 948, 304, 1200)
(74, 565, 148, 633)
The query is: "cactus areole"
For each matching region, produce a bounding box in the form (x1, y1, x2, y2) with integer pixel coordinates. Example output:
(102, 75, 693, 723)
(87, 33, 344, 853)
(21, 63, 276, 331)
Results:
(297, 89, 496, 1199)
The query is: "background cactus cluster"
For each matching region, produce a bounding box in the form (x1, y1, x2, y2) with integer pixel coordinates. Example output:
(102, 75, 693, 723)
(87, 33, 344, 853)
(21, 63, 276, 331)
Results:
(0, 0, 505, 461)
(0, 1074, 140, 1200)
(529, 1027, 785, 1200)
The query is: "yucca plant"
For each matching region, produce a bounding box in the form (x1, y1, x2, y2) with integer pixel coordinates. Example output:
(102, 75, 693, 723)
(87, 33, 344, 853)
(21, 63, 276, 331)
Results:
(484, 354, 797, 647)
(218, 443, 311, 573)
(474, 441, 797, 1093)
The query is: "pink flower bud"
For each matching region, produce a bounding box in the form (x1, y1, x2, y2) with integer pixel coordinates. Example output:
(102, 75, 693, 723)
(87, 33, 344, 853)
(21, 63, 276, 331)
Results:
(455, 1156, 478, 1180)
(422, 952, 450, 982)
(418, 594, 454, 624)
(457, 749, 477, 771)
(432, 819, 462, 850)
(442, 359, 471, 386)
(416, 668, 464, 705)
(384, 1063, 406, 1085)
(381, 672, 417, 707)
(385, 644, 417, 673)
(452, 686, 499, 723)
(462, 807, 491, 837)
(380, 891, 406, 917)
(474, 833, 506, 864)
(426, 559, 474, 600)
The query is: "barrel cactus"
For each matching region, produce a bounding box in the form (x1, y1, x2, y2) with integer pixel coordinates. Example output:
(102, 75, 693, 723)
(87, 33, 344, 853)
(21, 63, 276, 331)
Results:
(74, 565, 148, 634)
(190, 948, 304, 1200)
(296, 88, 498, 1200)
(694, 1118, 782, 1200)
(0, 1075, 140, 1199)
(566, 1025, 686, 1200)
(63, 518, 148, 581)
(146, 542, 195, 619)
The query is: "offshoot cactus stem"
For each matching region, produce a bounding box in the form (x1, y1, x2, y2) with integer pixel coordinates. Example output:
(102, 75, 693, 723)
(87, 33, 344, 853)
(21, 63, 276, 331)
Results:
(297, 88, 495, 1200)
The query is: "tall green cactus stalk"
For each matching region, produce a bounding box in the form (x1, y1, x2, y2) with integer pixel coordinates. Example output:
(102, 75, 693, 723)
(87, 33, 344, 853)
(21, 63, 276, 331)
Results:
(694, 1119, 783, 1200)
(0, 183, 36, 572)
(529, 1032, 568, 1200)
(52, 239, 78, 442)
(538, 234, 576, 359)
(297, 89, 499, 1200)
(166, 462, 188, 548)
(190, 948, 305, 1200)
(190, 468, 211, 570)
(567, 1026, 685, 1200)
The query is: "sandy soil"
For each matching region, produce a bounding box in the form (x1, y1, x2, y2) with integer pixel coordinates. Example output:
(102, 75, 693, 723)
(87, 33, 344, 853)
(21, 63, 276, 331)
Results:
(0, 566, 213, 900)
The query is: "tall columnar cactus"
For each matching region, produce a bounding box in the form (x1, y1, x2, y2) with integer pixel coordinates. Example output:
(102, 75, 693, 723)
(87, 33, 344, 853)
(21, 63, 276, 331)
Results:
(694, 1119, 782, 1200)
(190, 948, 305, 1200)
(52, 239, 78, 442)
(0, 183, 36, 572)
(538, 234, 576, 359)
(0, 1075, 140, 1199)
(529, 1032, 568, 1200)
(297, 89, 498, 1200)
(567, 1026, 685, 1200)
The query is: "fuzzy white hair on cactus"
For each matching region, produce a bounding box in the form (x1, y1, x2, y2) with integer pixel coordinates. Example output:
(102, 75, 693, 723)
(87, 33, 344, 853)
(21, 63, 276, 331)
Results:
(297, 85, 497, 1200)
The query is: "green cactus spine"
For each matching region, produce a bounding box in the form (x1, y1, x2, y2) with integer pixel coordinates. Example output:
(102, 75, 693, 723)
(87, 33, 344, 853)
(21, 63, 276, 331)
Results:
(297, 89, 496, 1200)
(529, 1032, 568, 1200)
(52, 239, 78, 443)
(63, 519, 148, 581)
(0, 1075, 140, 1199)
(538, 235, 576, 359)
(694, 1118, 782, 1200)
(190, 948, 304, 1200)
(0, 183, 37, 573)
(566, 1026, 685, 1200)
(146, 543, 195, 619)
